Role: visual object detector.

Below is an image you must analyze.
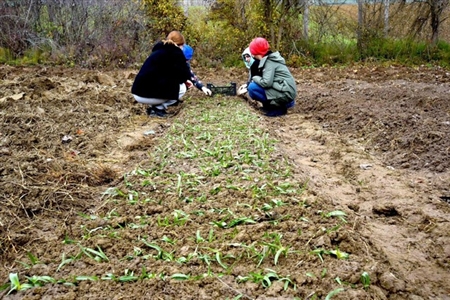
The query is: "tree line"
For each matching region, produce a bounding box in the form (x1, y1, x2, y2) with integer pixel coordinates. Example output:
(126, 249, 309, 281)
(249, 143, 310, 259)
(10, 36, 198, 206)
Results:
(0, 0, 448, 67)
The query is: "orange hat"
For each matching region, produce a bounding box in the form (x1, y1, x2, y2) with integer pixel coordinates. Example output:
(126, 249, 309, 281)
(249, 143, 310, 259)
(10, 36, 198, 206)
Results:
(249, 37, 270, 56)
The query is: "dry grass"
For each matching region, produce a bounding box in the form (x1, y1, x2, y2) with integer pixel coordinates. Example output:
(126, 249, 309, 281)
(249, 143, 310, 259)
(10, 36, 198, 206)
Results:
(329, 3, 450, 42)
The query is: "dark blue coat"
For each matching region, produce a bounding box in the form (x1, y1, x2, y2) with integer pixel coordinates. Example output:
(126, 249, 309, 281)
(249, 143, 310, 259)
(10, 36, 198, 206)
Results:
(132, 41, 191, 100)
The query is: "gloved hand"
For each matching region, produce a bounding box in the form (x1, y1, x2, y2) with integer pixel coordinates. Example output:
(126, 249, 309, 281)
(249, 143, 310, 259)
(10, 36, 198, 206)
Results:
(201, 86, 212, 96)
(237, 83, 248, 96)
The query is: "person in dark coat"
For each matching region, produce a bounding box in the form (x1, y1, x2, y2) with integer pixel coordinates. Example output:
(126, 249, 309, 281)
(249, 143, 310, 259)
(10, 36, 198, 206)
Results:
(132, 30, 192, 117)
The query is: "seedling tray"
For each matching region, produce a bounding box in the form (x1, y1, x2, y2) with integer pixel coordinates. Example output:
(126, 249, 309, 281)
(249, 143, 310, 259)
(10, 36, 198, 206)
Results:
(206, 82, 237, 96)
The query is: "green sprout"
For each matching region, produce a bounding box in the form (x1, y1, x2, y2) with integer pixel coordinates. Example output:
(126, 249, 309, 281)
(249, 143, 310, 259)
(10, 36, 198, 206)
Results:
(79, 245, 109, 262)
(325, 287, 345, 299)
(361, 271, 371, 289)
(7, 273, 32, 294)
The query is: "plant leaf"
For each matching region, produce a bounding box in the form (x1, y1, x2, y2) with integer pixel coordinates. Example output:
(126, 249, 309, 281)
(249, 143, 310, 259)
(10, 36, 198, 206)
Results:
(171, 273, 190, 280)
(325, 287, 345, 300)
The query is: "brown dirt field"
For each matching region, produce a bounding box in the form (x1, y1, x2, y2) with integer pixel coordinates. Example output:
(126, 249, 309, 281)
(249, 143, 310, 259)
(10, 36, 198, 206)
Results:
(0, 64, 449, 299)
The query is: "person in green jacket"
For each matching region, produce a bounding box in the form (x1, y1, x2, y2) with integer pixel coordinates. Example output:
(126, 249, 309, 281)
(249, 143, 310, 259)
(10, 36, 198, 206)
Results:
(247, 37, 297, 117)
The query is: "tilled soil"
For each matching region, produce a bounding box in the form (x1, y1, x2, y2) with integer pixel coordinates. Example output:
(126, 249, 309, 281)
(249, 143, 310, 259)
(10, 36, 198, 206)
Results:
(0, 64, 449, 299)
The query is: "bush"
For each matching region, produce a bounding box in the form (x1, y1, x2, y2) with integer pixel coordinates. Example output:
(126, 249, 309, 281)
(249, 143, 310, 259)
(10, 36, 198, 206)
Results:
(184, 6, 247, 68)
(358, 37, 450, 67)
(0, 48, 13, 64)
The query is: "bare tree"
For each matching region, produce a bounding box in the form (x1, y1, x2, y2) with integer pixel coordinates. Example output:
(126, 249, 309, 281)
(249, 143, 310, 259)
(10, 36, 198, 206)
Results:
(0, 0, 149, 66)
(0, 0, 35, 56)
(398, 0, 448, 43)
(303, 0, 309, 40)
(357, 0, 364, 44)
(429, 0, 449, 43)
(384, 0, 390, 36)
(259, 0, 305, 50)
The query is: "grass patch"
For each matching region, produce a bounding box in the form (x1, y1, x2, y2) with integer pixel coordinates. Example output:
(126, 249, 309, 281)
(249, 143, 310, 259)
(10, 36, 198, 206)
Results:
(3, 97, 369, 297)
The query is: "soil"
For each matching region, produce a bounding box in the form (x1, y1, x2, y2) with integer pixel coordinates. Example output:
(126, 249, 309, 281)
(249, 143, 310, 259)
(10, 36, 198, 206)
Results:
(0, 63, 449, 300)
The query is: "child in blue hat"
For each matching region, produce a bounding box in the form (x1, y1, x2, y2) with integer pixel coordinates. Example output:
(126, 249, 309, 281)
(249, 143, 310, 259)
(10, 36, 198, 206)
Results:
(183, 45, 212, 96)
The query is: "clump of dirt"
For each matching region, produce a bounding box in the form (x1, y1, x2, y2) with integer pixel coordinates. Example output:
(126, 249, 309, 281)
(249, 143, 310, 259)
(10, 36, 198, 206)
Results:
(0, 64, 449, 299)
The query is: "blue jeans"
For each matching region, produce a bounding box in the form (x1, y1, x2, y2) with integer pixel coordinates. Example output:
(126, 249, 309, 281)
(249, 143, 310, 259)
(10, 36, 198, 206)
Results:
(248, 82, 267, 102)
(248, 82, 295, 109)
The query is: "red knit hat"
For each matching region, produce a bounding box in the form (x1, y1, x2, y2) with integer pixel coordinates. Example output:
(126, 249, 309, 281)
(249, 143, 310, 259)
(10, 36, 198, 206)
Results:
(249, 37, 270, 56)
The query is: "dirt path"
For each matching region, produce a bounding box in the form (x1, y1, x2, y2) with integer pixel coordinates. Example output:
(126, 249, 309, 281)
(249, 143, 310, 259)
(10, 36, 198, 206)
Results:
(0, 65, 449, 299)
(280, 66, 450, 298)
(275, 113, 450, 298)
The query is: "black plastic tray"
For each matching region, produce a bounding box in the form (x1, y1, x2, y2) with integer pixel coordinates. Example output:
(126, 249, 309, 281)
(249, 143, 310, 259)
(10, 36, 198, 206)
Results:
(206, 82, 237, 96)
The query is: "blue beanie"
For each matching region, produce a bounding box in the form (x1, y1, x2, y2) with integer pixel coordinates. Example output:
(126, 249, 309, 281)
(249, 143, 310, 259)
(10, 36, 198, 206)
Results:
(183, 44, 194, 60)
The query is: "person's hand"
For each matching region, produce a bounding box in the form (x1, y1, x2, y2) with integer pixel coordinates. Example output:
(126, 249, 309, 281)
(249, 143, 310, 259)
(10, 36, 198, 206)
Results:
(201, 86, 212, 96)
(185, 80, 193, 89)
(237, 83, 248, 96)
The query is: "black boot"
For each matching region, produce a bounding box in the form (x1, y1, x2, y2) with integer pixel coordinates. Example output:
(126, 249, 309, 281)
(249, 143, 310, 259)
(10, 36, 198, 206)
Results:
(150, 106, 167, 117)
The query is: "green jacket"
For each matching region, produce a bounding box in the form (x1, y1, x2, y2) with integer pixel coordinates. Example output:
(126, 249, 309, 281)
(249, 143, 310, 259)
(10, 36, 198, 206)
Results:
(252, 51, 297, 107)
